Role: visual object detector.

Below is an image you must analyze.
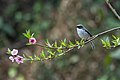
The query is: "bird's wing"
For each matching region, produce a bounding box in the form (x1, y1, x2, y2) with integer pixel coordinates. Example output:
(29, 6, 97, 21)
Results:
(84, 29, 92, 37)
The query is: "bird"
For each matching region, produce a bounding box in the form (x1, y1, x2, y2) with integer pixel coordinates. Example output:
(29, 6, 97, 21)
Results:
(76, 24, 95, 49)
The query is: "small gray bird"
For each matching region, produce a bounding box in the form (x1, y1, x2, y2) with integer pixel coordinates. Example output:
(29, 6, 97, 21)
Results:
(76, 24, 95, 49)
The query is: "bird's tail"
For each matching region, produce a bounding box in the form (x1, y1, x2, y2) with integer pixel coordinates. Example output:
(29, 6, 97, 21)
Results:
(90, 41, 95, 49)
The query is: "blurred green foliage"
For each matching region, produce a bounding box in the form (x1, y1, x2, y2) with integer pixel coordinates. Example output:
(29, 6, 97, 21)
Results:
(0, 0, 59, 38)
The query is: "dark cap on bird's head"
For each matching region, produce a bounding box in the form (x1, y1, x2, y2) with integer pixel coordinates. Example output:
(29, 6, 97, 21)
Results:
(76, 24, 84, 29)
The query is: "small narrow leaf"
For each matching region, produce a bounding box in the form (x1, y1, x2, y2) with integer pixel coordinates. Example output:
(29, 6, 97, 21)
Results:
(106, 37, 111, 47)
(26, 29, 30, 36)
(26, 43, 31, 45)
(80, 38, 84, 46)
(7, 48, 11, 54)
(23, 54, 26, 58)
(34, 55, 40, 60)
(112, 40, 117, 47)
(101, 39, 106, 47)
(31, 33, 34, 37)
(78, 45, 81, 49)
(58, 53, 64, 56)
(48, 50, 54, 55)
(26, 30, 31, 38)
(57, 49, 62, 53)
(28, 56, 33, 63)
(23, 29, 32, 39)
(29, 56, 33, 60)
(75, 40, 80, 45)
(116, 38, 120, 43)
(64, 38, 66, 43)
(61, 40, 66, 47)
(54, 41, 57, 48)
(112, 35, 117, 39)
(23, 33, 29, 38)
(48, 55, 52, 59)
(46, 40, 52, 47)
(69, 41, 74, 46)
(40, 51, 45, 59)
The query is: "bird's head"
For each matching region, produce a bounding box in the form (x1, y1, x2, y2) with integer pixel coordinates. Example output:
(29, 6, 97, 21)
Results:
(76, 24, 84, 29)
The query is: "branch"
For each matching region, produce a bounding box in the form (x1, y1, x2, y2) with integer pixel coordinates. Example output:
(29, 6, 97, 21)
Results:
(57, 0, 120, 55)
(35, 42, 67, 49)
(105, 0, 120, 20)
(85, 27, 120, 44)
(35, 27, 120, 56)
(63, 27, 120, 54)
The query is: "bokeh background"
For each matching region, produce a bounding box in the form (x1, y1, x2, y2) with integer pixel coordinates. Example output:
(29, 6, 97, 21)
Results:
(0, 0, 120, 80)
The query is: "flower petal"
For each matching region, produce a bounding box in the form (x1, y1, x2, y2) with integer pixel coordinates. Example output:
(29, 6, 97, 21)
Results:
(11, 49, 18, 55)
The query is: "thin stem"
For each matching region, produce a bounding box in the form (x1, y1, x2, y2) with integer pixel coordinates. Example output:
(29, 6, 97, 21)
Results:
(63, 27, 120, 54)
(105, 0, 120, 20)
(24, 26, 120, 62)
(85, 27, 120, 44)
(35, 27, 120, 55)
(35, 42, 68, 49)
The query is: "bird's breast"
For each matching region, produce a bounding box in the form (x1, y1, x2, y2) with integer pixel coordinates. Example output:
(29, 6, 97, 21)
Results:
(77, 28, 89, 40)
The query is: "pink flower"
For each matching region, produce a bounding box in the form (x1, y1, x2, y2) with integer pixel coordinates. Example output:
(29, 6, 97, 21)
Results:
(9, 56, 15, 62)
(11, 49, 18, 55)
(15, 55, 23, 64)
(29, 37, 36, 44)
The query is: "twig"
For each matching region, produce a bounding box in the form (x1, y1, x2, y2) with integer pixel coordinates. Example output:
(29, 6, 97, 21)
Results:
(34, 27, 120, 56)
(35, 27, 120, 55)
(85, 27, 120, 44)
(63, 27, 120, 54)
(35, 43, 67, 49)
(105, 0, 120, 20)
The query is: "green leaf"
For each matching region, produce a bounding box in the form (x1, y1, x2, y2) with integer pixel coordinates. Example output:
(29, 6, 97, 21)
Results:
(54, 41, 57, 48)
(40, 51, 45, 59)
(26, 30, 31, 38)
(112, 40, 117, 47)
(58, 53, 64, 56)
(31, 33, 34, 37)
(26, 43, 31, 45)
(77, 45, 81, 49)
(7, 48, 11, 54)
(61, 40, 66, 47)
(75, 40, 80, 45)
(23, 54, 26, 58)
(112, 35, 117, 39)
(29, 56, 33, 60)
(116, 38, 120, 43)
(23, 33, 29, 38)
(26, 29, 30, 35)
(112, 36, 120, 47)
(48, 50, 55, 55)
(80, 38, 84, 46)
(106, 37, 111, 47)
(23, 29, 31, 39)
(48, 55, 52, 59)
(46, 39, 52, 47)
(28, 56, 33, 63)
(101, 39, 106, 47)
(64, 38, 66, 43)
(34, 55, 40, 60)
(57, 49, 62, 53)
(69, 41, 74, 47)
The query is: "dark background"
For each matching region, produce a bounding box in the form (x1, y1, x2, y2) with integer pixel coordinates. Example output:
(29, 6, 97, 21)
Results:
(0, 0, 120, 80)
